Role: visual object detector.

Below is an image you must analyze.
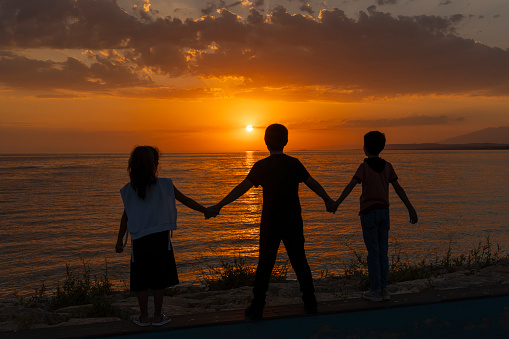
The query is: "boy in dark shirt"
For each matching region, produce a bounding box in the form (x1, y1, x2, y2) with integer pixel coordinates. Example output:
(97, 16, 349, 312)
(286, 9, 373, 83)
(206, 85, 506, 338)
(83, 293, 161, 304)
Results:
(210, 124, 334, 319)
(329, 131, 418, 302)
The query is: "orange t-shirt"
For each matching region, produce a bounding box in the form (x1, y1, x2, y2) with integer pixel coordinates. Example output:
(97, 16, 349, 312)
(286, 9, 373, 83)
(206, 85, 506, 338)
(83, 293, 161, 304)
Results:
(353, 158, 398, 215)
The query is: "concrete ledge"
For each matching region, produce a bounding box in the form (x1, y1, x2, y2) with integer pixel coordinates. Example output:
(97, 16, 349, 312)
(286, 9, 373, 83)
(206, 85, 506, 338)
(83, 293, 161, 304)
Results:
(2, 284, 509, 339)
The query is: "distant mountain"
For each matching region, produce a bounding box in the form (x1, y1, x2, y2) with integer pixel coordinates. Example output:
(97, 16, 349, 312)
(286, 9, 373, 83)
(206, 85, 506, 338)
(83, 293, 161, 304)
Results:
(440, 127, 509, 144)
(386, 143, 509, 150)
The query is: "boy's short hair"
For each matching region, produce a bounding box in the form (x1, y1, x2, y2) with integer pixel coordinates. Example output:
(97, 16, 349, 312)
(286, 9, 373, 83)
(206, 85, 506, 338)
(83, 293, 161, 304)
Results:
(364, 131, 386, 155)
(264, 124, 288, 151)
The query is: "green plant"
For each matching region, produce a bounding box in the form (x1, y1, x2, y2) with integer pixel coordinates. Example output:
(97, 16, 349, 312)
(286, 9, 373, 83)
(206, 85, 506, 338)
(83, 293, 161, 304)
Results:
(337, 239, 369, 289)
(337, 236, 506, 289)
(440, 238, 454, 271)
(11, 260, 119, 325)
(13, 282, 51, 310)
(201, 255, 288, 291)
(466, 236, 504, 270)
(52, 260, 114, 310)
(320, 263, 338, 279)
(271, 260, 289, 283)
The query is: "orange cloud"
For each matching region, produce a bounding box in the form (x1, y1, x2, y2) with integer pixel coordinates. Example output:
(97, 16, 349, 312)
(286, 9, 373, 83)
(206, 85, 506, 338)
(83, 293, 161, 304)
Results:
(1, 2, 509, 101)
(0, 51, 151, 91)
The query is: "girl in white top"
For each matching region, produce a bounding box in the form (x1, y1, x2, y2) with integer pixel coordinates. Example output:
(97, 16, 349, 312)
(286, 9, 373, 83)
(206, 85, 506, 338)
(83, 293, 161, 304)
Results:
(115, 146, 215, 327)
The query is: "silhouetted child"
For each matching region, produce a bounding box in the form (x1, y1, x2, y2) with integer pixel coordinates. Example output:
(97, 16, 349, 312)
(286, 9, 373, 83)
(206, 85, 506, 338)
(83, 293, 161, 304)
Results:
(209, 124, 334, 319)
(115, 146, 215, 326)
(329, 131, 418, 302)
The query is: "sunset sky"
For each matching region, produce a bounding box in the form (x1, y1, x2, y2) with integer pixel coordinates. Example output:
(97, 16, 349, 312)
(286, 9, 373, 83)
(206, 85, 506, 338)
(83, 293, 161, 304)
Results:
(1, 0, 509, 153)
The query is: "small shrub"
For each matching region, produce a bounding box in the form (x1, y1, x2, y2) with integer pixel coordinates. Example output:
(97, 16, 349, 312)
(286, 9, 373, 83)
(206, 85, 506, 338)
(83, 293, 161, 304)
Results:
(13, 282, 51, 310)
(271, 260, 289, 283)
(52, 260, 115, 310)
(203, 257, 255, 290)
(201, 255, 288, 291)
(338, 236, 506, 289)
(468, 236, 503, 268)
(320, 263, 337, 279)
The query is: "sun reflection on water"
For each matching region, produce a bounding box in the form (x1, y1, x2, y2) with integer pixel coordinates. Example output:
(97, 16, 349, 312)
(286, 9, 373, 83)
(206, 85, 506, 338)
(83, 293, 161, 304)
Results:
(244, 150, 256, 168)
(3, 151, 509, 296)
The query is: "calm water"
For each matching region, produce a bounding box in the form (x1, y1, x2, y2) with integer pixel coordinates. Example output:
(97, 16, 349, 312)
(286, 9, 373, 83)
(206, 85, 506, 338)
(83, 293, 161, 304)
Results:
(1, 151, 508, 297)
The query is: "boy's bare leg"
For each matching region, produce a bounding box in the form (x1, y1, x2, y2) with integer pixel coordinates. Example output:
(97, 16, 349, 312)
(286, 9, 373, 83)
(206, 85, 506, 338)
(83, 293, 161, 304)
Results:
(137, 290, 149, 322)
(153, 288, 165, 322)
(283, 236, 317, 313)
(246, 235, 280, 319)
(252, 236, 281, 301)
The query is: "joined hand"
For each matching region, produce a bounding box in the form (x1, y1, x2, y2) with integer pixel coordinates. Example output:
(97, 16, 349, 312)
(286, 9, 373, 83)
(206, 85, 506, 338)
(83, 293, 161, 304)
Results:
(204, 205, 221, 219)
(325, 198, 338, 214)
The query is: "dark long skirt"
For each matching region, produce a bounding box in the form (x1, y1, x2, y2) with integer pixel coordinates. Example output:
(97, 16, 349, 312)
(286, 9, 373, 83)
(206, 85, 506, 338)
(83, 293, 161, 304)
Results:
(130, 230, 179, 292)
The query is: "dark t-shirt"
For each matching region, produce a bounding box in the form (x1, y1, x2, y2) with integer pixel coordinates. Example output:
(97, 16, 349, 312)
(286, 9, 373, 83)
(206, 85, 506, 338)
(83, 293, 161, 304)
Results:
(246, 154, 310, 236)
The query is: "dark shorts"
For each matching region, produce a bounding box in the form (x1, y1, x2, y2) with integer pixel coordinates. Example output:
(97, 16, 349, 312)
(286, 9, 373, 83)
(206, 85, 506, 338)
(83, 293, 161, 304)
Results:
(130, 230, 179, 292)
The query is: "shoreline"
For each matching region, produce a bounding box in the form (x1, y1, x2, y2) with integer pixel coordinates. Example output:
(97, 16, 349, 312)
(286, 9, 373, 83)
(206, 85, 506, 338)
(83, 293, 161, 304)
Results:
(2, 258, 508, 332)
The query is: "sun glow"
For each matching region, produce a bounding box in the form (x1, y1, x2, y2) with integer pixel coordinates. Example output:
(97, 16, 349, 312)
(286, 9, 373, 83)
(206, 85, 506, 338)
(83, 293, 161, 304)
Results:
(246, 125, 253, 132)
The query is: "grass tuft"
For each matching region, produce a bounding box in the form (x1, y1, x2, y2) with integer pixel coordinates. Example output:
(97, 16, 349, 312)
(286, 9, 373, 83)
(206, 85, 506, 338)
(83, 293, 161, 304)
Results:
(51, 259, 114, 310)
(334, 236, 506, 290)
(201, 255, 288, 291)
(14, 259, 118, 319)
(13, 235, 507, 325)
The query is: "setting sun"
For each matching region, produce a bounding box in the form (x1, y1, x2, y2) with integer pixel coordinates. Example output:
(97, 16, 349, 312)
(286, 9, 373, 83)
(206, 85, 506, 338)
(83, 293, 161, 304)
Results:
(246, 125, 253, 132)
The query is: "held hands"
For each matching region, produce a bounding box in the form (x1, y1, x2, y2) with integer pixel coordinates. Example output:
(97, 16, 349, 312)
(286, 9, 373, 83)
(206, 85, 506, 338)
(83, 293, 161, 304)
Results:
(325, 198, 338, 214)
(204, 204, 222, 219)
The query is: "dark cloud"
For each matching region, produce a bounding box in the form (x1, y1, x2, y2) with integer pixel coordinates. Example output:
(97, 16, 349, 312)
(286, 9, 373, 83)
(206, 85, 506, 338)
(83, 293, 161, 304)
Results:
(449, 14, 464, 23)
(1, 2, 509, 100)
(0, 51, 151, 91)
(201, 2, 216, 15)
(299, 4, 314, 15)
(226, 2, 243, 10)
(1, 0, 143, 49)
(201, 0, 243, 15)
(247, 7, 264, 24)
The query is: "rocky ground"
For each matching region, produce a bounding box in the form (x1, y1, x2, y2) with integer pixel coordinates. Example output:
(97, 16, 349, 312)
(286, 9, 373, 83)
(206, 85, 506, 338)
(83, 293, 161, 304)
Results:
(2, 258, 509, 333)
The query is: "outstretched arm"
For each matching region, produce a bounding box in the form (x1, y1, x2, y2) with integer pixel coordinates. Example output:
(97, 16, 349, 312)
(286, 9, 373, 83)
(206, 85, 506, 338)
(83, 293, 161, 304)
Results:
(391, 180, 418, 224)
(304, 176, 334, 211)
(115, 210, 128, 253)
(174, 185, 214, 218)
(209, 179, 253, 214)
(329, 178, 358, 213)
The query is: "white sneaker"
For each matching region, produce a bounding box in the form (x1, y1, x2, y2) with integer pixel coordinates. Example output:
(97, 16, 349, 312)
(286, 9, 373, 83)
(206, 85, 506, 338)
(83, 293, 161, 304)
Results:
(362, 290, 382, 302)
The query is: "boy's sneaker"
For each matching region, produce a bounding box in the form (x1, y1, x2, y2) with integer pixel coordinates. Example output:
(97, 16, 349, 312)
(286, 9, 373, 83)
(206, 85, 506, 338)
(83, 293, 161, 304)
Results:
(303, 294, 318, 314)
(362, 289, 383, 302)
(382, 288, 390, 301)
(244, 301, 264, 320)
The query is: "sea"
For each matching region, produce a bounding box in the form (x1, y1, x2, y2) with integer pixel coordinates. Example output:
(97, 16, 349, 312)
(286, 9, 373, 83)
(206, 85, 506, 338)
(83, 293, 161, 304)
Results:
(1, 150, 508, 298)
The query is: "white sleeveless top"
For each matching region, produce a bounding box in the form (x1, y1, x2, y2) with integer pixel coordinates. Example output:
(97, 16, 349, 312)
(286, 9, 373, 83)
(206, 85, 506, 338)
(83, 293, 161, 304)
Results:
(120, 178, 177, 240)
